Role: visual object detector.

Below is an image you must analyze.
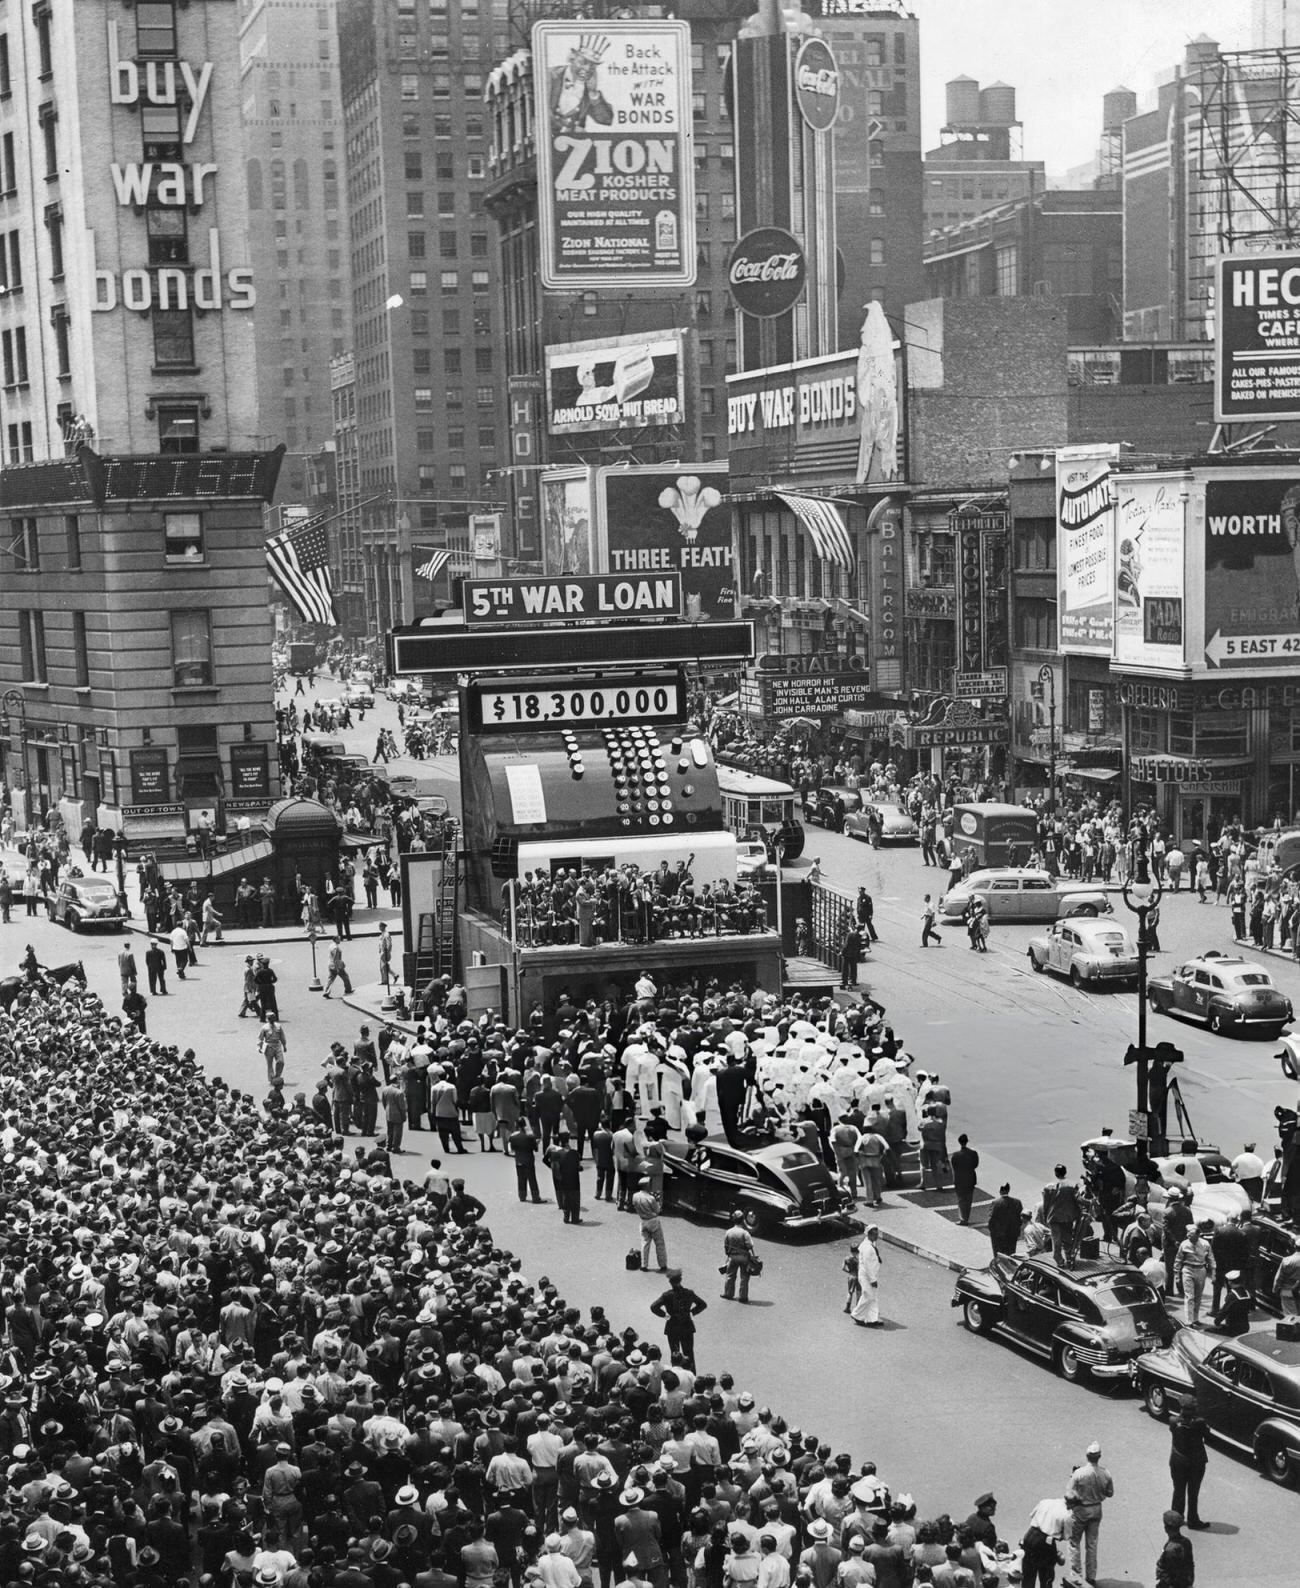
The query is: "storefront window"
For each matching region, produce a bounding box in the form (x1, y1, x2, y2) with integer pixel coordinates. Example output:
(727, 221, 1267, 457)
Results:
(1130, 710, 1163, 753)
(1169, 710, 1247, 758)
(915, 533, 955, 588)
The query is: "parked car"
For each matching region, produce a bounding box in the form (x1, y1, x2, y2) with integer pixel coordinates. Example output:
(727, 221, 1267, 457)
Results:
(843, 800, 919, 845)
(662, 1133, 862, 1238)
(47, 876, 127, 933)
(1148, 952, 1293, 1038)
(952, 1253, 1174, 1382)
(939, 869, 1112, 924)
(343, 682, 375, 710)
(1028, 919, 1140, 987)
(1133, 1325, 1300, 1482)
(1080, 1133, 1252, 1231)
(802, 786, 855, 832)
(387, 678, 424, 703)
(736, 840, 771, 880)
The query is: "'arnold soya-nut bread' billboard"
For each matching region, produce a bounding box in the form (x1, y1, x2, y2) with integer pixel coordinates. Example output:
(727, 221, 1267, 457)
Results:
(545, 332, 686, 436)
(594, 464, 735, 623)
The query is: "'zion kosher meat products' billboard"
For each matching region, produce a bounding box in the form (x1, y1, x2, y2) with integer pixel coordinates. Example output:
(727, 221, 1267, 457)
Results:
(533, 20, 695, 290)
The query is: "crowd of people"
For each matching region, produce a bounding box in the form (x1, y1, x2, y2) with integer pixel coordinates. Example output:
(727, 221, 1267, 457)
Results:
(0, 958, 1147, 1588)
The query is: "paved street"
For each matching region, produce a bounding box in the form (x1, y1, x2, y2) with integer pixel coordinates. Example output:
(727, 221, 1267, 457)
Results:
(10, 798, 1298, 1583)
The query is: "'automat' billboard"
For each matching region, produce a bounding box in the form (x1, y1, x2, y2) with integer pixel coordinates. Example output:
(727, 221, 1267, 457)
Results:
(596, 464, 734, 622)
(545, 331, 686, 435)
(1113, 477, 1185, 669)
(1056, 444, 1118, 654)
(1203, 476, 1300, 667)
(533, 21, 695, 290)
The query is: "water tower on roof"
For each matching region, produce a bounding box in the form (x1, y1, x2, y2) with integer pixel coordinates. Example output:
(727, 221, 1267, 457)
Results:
(939, 74, 1022, 161)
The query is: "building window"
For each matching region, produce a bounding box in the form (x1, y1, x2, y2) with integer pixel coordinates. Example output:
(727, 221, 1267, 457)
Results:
(470, 233, 488, 257)
(438, 191, 456, 215)
(135, 2, 177, 58)
(476, 385, 494, 407)
(36, 106, 58, 184)
(158, 403, 200, 454)
(409, 270, 428, 295)
(19, 610, 46, 684)
(45, 203, 64, 276)
(414, 387, 433, 410)
(10, 517, 37, 572)
(995, 245, 1018, 296)
(417, 428, 436, 452)
(147, 205, 187, 265)
(152, 307, 194, 368)
(1013, 518, 1056, 570)
(1, 327, 27, 388)
(50, 306, 70, 378)
(444, 348, 461, 373)
(33, 5, 53, 78)
(72, 610, 89, 688)
(440, 270, 458, 292)
(164, 513, 204, 563)
(65, 514, 81, 571)
(869, 239, 885, 266)
(405, 152, 423, 180)
(401, 75, 419, 101)
(440, 310, 459, 336)
(440, 232, 458, 257)
(471, 269, 489, 293)
(0, 33, 10, 98)
(478, 427, 495, 450)
(171, 611, 212, 687)
(446, 387, 463, 411)
(447, 428, 465, 451)
(409, 232, 426, 258)
(1014, 596, 1056, 652)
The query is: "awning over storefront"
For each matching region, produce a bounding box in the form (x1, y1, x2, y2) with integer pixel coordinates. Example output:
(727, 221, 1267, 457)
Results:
(1068, 767, 1120, 783)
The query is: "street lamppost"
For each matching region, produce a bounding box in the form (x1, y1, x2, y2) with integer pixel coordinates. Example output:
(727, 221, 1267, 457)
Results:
(1037, 662, 1057, 816)
(1120, 873, 1180, 1154)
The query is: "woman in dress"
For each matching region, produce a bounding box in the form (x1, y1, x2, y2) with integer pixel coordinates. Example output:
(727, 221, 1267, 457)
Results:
(849, 1224, 883, 1327)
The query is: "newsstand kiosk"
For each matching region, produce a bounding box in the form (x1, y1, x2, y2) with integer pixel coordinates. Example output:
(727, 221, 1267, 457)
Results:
(388, 576, 779, 1024)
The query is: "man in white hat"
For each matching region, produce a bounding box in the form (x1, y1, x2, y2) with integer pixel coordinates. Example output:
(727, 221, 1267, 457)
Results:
(1064, 1440, 1113, 1587)
(537, 1533, 583, 1588)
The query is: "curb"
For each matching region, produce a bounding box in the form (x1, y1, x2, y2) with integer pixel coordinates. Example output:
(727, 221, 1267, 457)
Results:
(875, 1225, 966, 1274)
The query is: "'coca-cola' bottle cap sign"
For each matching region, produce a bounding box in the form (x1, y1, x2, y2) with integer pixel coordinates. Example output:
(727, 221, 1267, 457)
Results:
(726, 227, 807, 318)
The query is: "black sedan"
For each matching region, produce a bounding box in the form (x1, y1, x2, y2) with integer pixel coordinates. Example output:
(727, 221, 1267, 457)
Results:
(1133, 1326, 1300, 1483)
(662, 1134, 861, 1238)
(802, 786, 854, 832)
(952, 1254, 1174, 1383)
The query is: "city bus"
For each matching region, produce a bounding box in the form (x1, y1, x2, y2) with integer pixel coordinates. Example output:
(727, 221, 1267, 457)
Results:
(716, 765, 806, 860)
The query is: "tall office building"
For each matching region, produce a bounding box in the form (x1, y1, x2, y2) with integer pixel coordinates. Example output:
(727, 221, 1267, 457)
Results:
(814, 0, 924, 348)
(338, 0, 510, 634)
(0, 0, 281, 838)
(238, 0, 352, 505)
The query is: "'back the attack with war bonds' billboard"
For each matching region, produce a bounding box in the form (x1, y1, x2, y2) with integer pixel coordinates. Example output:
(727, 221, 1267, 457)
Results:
(534, 20, 695, 290)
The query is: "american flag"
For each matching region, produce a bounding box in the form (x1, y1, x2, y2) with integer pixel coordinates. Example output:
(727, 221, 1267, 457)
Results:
(415, 548, 452, 581)
(776, 492, 855, 571)
(265, 516, 337, 626)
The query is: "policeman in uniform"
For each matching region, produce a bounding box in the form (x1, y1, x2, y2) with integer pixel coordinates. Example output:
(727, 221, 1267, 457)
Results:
(649, 1268, 707, 1371)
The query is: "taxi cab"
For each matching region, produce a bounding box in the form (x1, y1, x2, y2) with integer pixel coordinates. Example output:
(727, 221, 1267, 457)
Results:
(1147, 951, 1293, 1039)
(939, 869, 1111, 924)
(1027, 918, 1139, 986)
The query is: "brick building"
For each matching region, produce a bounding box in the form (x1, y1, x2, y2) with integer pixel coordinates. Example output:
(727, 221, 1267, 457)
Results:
(0, 0, 281, 839)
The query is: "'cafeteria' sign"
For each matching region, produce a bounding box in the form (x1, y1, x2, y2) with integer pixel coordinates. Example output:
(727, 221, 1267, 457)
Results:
(463, 574, 682, 626)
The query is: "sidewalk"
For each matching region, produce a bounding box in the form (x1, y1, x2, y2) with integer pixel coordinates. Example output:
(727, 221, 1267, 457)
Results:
(0, 842, 404, 947)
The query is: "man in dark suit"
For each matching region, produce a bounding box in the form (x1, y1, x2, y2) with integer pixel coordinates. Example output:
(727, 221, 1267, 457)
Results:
(986, 1183, 1024, 1257)
(951, 1134, 981, 1225)
(1041, 1163, 1082, 1269)
(545, 1134, 583, 1224)
(567, 1079, 602, 1160)
(715, 1056, 746, 1147)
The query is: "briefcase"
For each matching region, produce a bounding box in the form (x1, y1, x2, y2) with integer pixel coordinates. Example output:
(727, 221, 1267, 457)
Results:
(626, 1248, 642, 1271)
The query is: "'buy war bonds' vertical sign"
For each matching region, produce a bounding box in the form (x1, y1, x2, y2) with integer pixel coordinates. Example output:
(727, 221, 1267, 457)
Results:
(534, 20, 696, 290)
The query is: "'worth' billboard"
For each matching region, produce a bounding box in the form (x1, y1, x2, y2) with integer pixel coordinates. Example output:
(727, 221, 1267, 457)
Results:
(1204, 476, 1300, 668)
(1056, 444, 1118, 655)
(533, 21, 695, 291)
(596, 464, 735, 623)
(545, 331, 686, 435)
